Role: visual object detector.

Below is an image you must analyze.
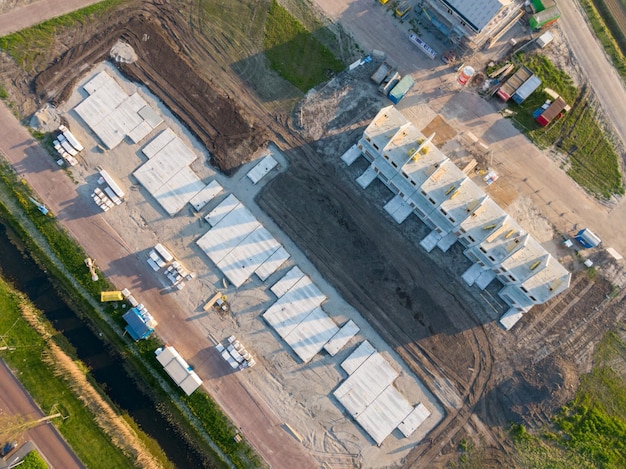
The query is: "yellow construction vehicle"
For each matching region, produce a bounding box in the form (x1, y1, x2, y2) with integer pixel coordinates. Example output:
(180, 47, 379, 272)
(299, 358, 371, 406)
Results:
(395, 2, 411, 18)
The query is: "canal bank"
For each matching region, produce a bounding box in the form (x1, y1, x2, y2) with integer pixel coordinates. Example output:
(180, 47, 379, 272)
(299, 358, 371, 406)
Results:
(0, 218, 216, 468)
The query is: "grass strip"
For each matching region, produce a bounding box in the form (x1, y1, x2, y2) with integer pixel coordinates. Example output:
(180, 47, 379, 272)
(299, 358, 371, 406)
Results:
(18, 450, 48, 469)
(579, 0, 626, 83)
(507, 53, 624, 199)
(264, 0, 343, 92)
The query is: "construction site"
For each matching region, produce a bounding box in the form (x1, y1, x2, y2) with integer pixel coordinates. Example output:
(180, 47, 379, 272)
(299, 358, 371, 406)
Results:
(1, 0, 625, 467)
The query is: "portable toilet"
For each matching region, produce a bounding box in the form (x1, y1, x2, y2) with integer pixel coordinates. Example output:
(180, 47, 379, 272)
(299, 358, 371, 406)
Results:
(575, 228, 601, 249)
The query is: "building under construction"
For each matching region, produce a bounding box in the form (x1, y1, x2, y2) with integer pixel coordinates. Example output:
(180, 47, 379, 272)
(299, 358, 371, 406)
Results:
(344, 106, 571, 330)
(420, 0, 525, 51)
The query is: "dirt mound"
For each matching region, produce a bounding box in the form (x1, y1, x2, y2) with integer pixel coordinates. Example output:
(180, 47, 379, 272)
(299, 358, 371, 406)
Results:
(110, 40, 137, 64)
(29, 103, 61, 132)
(31, 3, 268, 173)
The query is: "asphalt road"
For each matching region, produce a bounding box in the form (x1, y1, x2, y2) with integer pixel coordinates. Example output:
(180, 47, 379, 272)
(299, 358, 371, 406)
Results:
(0, 360, 84, 469)
(558, 0, 626, 149)
(0, 0, 102, 36)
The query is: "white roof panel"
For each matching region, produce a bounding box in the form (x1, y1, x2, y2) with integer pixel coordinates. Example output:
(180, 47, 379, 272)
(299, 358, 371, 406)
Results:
(341, 340, 376, 375)
(283, 306, 339, 363)
(75, 73, 160, 150)
(154, 134, 197, 167)
(127, 121, 154, 144)
(142, 128, 177, 159)
(255, 247, 290, 281)
(205, 194, 241, 226)
(151, 166, 205, 216)
(164, 356, 191, 384)
(189, 180, 223, 211)
(323, 320, 360, 356)
(156, 346, 180, 366)
(134, 134, 199, 198)
(196, 204, 260, 265)
(216, 226, 281, 288)
(83, 71, 114, 95)
(263, 275, 326, 338)
(270, 266, 304, 298)
(397, 403, 431, 438)
(334, 353, 398, 417)
(356, 385, 414, 446)
(247, 154, 278, 184)
(384, 194, 414, 223)
(138, 105, 163, 129)
(179, 372, 203, 396)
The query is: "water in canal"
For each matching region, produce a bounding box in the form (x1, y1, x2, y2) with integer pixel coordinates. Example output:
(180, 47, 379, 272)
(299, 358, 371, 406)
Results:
(0, 218, 215, 468)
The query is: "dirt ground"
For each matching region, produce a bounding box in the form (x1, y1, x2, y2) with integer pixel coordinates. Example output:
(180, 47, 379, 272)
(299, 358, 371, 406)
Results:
(1, 0, 626, 468)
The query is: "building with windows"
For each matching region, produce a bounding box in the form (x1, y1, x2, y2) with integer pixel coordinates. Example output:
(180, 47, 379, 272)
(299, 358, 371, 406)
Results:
(421, 0, 525, 51)
(350, 106, 570, 329)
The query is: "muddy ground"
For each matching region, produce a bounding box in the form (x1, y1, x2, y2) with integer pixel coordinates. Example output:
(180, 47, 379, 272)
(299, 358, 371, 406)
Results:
(1, 0, 625, 466)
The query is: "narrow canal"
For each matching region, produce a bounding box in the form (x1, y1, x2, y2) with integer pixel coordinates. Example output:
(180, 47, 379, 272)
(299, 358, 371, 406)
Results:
(0, 219, 215, 468)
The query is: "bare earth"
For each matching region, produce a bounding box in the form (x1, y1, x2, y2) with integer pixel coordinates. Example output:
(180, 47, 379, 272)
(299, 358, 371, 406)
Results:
(0, 1, 626, 468)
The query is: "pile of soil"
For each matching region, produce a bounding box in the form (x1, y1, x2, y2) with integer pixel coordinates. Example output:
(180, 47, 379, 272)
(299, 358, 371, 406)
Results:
(31, 2, 268, 173)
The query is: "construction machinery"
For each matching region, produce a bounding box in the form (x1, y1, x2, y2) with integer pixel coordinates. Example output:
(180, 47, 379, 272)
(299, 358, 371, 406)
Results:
(28, 197, 48, 215)
(85, 257, 99, 281)
(204, 291, 230, 314)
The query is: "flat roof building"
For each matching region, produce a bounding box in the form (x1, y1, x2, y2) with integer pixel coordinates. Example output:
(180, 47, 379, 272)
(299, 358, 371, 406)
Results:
(351, 106, 571, 329)
(420, 0, 525, 51)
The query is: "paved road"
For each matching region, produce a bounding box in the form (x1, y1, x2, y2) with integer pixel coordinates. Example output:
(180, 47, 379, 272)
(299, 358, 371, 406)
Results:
(559, 0, 626, 149)
(0, 103, 317, 469)
(0, 0, 102, 36)
(0, 360, 84, 469)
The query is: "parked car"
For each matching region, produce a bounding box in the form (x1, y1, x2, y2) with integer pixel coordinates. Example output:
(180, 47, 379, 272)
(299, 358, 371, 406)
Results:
(0, 441, 17, 457)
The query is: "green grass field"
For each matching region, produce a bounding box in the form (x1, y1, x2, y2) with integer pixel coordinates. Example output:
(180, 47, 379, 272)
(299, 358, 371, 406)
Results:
(511, 331, 626, 468)
(508, 54, 624, 199)
(263, 0, 344, 91)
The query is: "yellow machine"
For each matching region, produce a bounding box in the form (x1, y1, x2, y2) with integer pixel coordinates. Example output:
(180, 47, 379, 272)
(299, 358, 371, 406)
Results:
(100, 291, 124, 302)
(395, 2, 411, 18)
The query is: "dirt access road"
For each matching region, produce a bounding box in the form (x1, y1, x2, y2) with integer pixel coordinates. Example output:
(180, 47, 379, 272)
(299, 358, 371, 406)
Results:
(0, 360, 84, 469)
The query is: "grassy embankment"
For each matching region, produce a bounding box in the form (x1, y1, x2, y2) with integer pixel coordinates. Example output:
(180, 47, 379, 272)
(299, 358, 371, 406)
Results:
(0, 158, 263, 469)
(0, 0, 125, 72)
(579, 0, 626, 82)
(450, 330, 626, 468)
(0, 276, 149, 468)
(263, 0, 344, 91)
(512, 330, 626, 468)
(503, 53, 624, 200)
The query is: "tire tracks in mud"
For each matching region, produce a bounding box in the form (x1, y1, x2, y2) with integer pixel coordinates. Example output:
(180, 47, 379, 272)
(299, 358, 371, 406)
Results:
(257, 142, 501, 467)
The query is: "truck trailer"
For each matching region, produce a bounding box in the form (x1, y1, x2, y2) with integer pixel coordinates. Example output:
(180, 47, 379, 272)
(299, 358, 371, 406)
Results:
(388, 75, 414, 104)
(496, 66, 533, 101)
(511, 75, 542, 104)
(371, 62, 392, 85)
(535, 97, 569, 126)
